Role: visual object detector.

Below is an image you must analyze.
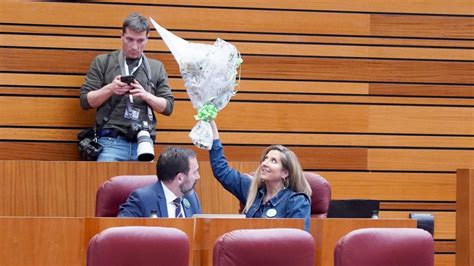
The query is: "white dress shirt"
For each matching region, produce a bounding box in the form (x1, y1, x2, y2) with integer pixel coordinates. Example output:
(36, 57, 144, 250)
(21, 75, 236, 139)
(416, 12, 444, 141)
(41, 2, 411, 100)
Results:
(161, 181, 185, 217)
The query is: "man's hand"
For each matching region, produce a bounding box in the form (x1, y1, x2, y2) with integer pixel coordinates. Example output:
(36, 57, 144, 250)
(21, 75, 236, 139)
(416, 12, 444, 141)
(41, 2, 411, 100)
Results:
(119, 79, 168, 114)
(129, 80, 150, 101)
(86, 75, 132, 108)
(108, 75, 132, 95)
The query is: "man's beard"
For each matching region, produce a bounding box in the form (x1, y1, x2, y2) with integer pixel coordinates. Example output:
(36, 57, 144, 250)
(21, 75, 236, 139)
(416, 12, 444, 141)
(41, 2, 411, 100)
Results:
(180, 180, 197, 195)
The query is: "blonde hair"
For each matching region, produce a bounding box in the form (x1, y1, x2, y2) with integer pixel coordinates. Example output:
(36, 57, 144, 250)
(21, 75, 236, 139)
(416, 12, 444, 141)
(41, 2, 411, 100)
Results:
(243, 145, 312, 213)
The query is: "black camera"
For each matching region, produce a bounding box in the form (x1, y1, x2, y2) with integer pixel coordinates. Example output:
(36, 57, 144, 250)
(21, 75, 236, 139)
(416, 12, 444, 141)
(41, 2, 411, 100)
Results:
(128, 121, 153, 137)
(78, 137, 103, 161)
(120, 75, 135, 85)
(77, 127, 103, 161)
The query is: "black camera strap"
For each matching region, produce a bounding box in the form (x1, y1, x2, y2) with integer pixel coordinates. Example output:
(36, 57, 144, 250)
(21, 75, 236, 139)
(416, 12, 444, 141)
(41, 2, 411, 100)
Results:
(93, 53, 121, 140)
(141, 55, 156, 124)
(94, 97, 121, 138)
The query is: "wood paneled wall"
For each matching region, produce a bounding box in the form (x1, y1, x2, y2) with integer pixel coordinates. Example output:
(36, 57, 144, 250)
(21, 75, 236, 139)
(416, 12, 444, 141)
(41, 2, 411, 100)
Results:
(0, 1, 473, 265)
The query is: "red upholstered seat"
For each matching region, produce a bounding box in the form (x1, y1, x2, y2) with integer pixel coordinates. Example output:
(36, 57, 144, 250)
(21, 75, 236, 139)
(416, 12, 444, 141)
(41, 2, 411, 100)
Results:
(95, 175, 157, 217)
(304, 172, 331, 218)
(334, 228, 434, 266)
(87, 226, 189, 266)
(213, 228, 315, 266)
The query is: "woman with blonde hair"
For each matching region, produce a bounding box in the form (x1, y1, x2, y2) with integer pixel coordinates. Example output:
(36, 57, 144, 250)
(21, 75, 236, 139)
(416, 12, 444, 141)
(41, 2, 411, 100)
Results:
(209, 121, 312, 231)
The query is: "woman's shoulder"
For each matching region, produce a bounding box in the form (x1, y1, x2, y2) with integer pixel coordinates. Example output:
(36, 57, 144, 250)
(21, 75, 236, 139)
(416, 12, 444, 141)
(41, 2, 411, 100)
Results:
(284, 190, 311, 217)
(287, 190, 311, 203)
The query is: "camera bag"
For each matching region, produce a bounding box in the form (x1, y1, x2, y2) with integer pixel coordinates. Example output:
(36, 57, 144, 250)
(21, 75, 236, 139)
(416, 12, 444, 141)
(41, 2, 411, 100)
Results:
(77, 96, 121, 160)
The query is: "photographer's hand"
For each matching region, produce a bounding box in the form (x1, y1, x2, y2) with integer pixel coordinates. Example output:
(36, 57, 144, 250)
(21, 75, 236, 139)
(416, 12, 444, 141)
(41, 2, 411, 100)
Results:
(129, 80, 149, 101)
(129, 80, 168, 114)
(109, 75, 132, 95)
(86, 75, 131, 108)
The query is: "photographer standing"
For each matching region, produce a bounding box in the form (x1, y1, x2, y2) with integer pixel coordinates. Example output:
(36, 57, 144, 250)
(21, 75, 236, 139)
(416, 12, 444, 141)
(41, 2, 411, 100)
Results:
(80, 12, 174, 161)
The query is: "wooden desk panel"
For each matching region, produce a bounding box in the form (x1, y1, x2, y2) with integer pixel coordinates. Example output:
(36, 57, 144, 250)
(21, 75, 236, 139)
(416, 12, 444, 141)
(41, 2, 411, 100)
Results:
(0, 217, 195, 266)
(84, 218, 196, 266)
(0, 217, 304, 266)
(194, 217, 305, 266)
(311, 218, 416, 266)
(0, 217, 85, 266)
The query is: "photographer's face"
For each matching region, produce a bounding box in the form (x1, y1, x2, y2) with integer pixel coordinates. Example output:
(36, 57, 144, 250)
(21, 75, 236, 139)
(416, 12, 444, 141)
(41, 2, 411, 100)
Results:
(121, 28, 148, 59)
(179, 157, 200, 195)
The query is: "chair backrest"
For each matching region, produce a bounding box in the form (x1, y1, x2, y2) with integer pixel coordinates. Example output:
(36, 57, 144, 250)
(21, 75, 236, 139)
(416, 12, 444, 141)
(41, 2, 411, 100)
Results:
(95, 175, 157, 217)
(87, 226, 189, 266)
(213, 228, 315, 266)
(304, 172, 331, 217)
(334, 228, 434, 266)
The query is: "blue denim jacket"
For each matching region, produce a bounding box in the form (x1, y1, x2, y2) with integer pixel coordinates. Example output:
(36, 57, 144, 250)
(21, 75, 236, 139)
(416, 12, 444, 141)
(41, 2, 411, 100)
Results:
(210, 139, 311, 231)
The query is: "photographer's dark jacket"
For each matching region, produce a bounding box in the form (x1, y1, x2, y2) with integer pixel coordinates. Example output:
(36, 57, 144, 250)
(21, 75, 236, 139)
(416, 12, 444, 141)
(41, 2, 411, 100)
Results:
(80, 50, 174, 137)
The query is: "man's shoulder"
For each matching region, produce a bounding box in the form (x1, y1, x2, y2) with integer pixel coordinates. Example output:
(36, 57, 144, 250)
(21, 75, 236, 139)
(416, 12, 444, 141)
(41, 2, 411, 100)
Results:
(94, 50, 119, 62)
(145, 56, 164, 68)
(131, 182, 160, 197)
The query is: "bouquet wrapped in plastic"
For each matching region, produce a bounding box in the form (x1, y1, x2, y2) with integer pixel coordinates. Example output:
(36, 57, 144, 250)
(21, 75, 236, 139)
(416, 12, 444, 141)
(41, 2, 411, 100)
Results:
(150, 18, 243, 149)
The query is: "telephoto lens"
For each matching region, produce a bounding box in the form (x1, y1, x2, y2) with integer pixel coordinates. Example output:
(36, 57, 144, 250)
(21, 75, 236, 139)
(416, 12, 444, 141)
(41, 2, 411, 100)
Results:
(137, 130, 155, 161)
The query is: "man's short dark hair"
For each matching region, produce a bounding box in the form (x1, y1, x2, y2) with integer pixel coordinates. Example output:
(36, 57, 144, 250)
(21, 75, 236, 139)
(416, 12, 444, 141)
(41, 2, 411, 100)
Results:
(156, 147, 196, 182)
(122, 12, 149, 34)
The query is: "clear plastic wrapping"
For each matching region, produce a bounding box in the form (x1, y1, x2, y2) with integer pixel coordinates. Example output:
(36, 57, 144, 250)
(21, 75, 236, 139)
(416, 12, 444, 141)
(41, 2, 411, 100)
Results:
(150, 18, 242, 149)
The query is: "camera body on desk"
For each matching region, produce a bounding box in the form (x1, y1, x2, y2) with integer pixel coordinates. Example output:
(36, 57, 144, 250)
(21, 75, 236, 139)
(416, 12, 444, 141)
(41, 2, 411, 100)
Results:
(128, 121, 155, 161)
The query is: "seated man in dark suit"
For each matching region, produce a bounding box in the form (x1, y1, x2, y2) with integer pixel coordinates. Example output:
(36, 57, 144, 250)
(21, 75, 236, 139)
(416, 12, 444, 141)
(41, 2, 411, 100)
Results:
(118, 147, 201, 217)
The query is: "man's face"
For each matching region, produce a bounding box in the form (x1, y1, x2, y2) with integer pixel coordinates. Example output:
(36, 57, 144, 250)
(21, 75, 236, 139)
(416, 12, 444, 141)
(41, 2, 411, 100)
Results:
(179, 157, 200, 195)
(121, 28, 148, 59)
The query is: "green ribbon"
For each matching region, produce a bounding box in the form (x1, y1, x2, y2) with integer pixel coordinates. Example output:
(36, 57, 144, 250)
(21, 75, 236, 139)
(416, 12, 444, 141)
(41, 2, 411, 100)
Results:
(194, 104, 218, 122)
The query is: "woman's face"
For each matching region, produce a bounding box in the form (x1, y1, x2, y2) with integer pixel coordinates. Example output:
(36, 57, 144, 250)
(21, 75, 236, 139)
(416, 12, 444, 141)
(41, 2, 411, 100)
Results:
(260, 150, 289, 182)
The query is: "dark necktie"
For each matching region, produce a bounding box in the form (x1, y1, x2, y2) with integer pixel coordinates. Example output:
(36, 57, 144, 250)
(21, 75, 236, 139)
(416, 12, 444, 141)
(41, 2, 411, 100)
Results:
(173, 197, 183, 218)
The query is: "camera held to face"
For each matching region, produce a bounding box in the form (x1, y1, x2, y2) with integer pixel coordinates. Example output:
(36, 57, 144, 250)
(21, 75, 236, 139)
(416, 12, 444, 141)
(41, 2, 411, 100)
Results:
(131, 121, 155, 161)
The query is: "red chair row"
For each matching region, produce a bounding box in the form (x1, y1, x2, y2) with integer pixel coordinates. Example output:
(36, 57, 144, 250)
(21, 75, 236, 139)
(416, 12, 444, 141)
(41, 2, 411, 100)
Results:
(87, 227, 315, 266)
(87, 226, 433, 266)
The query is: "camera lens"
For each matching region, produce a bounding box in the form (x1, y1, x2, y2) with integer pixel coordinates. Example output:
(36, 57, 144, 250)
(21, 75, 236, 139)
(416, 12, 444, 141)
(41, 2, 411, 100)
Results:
(137, 130, 155, 161)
